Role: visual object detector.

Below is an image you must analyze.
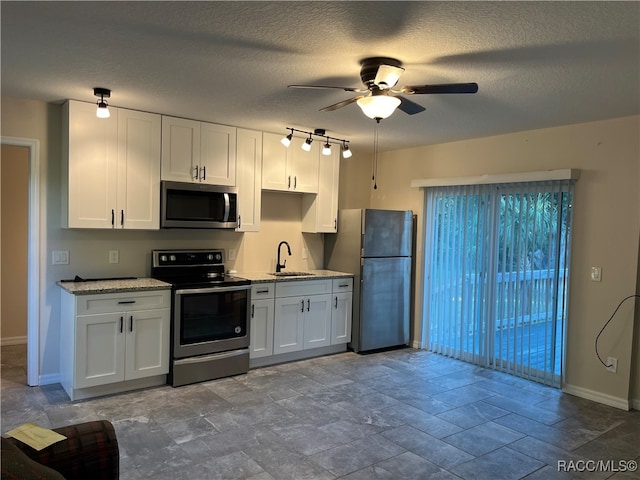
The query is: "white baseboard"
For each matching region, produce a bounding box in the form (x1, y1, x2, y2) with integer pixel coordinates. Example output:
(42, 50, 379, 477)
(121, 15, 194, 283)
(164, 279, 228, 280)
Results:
(563, 383, 630, 411)
(1, 336, 27, 346)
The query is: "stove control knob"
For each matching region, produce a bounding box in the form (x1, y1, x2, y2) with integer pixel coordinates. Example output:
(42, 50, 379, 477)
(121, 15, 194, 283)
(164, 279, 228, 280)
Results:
(207, 254, 214, 261)
(169, 255, 177, 262)
(215, 253, 222, 262)
(160, 255, 167, 262)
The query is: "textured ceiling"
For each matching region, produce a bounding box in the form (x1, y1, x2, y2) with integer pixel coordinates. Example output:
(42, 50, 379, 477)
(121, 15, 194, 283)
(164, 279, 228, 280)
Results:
(2, 1, 639, 152)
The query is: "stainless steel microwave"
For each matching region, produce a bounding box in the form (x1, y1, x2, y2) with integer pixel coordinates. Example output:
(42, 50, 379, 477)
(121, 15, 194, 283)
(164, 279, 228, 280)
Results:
(161, 181, 238, 229)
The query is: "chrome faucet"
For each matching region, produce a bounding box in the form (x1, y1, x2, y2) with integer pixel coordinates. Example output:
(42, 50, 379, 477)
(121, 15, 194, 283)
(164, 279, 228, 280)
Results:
(276, 241, 291, 272)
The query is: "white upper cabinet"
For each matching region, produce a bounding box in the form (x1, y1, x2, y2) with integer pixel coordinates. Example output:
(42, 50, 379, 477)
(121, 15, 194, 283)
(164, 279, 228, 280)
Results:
(62, 100, 160, 229)
(302, 146, 340, 233)
(236, 129, 262, 232)
(262, 132, 319, 193)
(161, 116, 236, 186)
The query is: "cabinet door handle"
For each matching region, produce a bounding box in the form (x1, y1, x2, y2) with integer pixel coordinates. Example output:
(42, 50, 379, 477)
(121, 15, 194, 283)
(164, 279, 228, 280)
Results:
(334, 218, 337, 230)
(256, 289, 269, 294)
(335, 296, 338, 308)
(119, 316, 123, 333)
(301, 300, 304, 313)
(288, 176, 291, 189)
(118, 300, 136, 304)
(237, 216, 241, 229)
(338, 284, 349, 288)
(307, 299, 310, 312)
(111, 209, 115, 227)
(129, 316, 134, 332)
(201, 166, 206, 181)
(294, 176, 297, 189)
(121, 210, 124, 227)
(251, 304, 255, 318)
(193, 165, 199, 180)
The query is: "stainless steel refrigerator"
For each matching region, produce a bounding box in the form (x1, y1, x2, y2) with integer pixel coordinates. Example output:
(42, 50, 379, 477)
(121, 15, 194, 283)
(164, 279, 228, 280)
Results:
(324, 209, 413, 352)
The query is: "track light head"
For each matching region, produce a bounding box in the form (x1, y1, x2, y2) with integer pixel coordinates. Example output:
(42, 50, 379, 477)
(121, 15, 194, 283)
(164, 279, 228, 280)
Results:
(341, 141, 352, 158)
(281, 129, 294, 147)
(322, 138, 332, 156)
(301, 135, 313, 152)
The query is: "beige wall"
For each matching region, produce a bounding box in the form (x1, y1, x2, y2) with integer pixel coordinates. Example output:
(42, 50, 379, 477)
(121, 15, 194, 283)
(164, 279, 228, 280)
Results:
(0, 96, 324, 381)
(366, 116, 640, 407)
(1, 145, 29, 342)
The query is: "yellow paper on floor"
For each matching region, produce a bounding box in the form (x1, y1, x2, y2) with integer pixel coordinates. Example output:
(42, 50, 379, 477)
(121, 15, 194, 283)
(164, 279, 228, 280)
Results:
(6, 422, 67, 451)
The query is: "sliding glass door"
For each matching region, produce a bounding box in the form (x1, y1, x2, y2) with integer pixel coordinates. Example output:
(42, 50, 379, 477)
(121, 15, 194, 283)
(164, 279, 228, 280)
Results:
(424, 180, 574, 387)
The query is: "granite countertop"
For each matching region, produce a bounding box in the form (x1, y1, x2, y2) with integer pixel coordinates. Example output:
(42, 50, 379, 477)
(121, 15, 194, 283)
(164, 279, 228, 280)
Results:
(58, 278, 172, 295)
(233, 270, 353, 283)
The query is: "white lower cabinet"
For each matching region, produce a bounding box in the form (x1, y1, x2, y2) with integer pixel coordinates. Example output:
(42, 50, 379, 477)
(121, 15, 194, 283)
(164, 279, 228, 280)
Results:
(250, 283, 275, 358)
(331, 278, 353, 345)
(60, 289, 170, 400)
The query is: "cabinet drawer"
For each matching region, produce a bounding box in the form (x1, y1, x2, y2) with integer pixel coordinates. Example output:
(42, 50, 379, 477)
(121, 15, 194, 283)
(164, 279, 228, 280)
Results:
(76, 290, 171, 315)
(251, 282, 275, 299)
(332, 278, 353, 292)
(275, 279, 332, 298)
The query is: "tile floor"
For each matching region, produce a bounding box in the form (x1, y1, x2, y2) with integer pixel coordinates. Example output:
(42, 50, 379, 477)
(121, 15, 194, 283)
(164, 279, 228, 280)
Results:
(1, 344, 639, 479)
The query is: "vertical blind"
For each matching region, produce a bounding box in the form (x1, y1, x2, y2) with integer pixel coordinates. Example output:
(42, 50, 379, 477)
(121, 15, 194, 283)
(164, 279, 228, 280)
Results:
(424, 180, 574, 387)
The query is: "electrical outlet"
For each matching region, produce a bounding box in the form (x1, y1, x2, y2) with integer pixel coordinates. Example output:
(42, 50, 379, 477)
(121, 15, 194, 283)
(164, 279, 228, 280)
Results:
(109, 250, 119, 264)
(591, 266, 602, 282)
(606, 356, 617, 373)
(302, 248, 308, 260)
(52, 250, 69, 265)
(228, 248, 236, 261)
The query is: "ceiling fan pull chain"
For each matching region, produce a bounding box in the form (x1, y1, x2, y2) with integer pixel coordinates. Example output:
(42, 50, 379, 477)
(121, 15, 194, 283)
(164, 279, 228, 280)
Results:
(373, 120, 379, 190)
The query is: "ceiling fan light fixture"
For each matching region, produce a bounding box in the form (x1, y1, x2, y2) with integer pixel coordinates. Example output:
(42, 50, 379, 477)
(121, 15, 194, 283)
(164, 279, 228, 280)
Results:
(301, 135, 313, 152)
(341, 141, 352, 159)
(322, 138, 332, 156)
(356, 94, 401, 120)
(281, 129, 294, 147)
(93, 87, 111, 119)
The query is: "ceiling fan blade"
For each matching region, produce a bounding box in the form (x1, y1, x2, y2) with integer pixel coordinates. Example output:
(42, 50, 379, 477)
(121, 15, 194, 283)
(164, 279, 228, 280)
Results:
(400, 83, 479, 94)
(319, 96, 363, 112)
(288, 84, 366, 92)
(397, 96, 426, 115)
(374, 64, 405, 89)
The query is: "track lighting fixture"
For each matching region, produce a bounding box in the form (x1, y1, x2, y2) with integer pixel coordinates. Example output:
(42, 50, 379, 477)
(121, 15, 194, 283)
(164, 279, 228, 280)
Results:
(341, 141, 352, 159)
(322, 138, 332, 156)
(301, 134, 313, 152)
(280, 127, 352, 158)
(281, 128, 294, 147)
(93, 87, 111, 119)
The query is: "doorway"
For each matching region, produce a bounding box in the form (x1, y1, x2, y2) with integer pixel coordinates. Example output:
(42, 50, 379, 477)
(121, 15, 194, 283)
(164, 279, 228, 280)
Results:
(423, 179, 574, 387)
(1, 136, 40, 386)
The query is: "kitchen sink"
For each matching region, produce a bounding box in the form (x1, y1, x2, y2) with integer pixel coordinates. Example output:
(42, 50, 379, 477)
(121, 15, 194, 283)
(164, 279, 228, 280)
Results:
(269, 271, 315, 277)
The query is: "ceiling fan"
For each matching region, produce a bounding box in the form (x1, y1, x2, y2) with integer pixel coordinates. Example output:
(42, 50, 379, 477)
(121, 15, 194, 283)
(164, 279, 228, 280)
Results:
(288, 57, 478, 121)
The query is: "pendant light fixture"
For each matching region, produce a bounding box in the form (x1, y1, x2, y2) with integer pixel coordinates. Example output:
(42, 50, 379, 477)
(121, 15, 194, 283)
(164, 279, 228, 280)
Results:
(93, 87, 111, 119)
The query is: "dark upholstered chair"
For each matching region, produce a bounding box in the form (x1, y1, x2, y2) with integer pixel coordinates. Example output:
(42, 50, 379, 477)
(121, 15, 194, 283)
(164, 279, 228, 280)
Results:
(1, 420, 119, 480)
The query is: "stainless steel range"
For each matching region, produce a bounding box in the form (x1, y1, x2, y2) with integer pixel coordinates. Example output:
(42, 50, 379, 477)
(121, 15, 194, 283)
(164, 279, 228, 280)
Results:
(151, 249, 251, 387)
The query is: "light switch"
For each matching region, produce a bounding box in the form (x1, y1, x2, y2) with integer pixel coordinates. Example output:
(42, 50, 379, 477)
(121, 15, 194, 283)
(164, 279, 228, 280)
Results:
(109, 250, 119, 264)
(52, 250, 69, 265)
(591, 266, 602, 282)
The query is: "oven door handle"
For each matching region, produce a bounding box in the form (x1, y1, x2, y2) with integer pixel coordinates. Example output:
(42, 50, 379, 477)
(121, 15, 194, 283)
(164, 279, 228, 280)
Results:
(175, 285, 250, 295)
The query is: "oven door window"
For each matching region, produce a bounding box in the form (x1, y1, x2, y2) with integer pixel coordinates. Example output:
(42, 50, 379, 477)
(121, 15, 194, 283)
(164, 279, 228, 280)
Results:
(179, 290, 247, 344)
